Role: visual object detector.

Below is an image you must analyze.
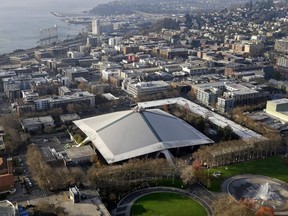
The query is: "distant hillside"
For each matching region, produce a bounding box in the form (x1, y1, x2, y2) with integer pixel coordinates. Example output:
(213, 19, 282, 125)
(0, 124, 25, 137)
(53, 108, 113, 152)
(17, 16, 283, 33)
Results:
(138, 18, 180, 34)
(89, 0, 252, 16)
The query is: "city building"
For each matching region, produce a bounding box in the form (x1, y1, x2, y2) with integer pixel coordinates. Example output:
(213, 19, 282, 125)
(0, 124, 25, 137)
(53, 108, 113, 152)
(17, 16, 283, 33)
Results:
(34, 50, 52, 61)
(159, 48, 188, 59)
(123, 80, 170, 98)
(73, 109, 213, 164)
(58, 86, 71, 96)
(0, 126, 5, 153)
(0, 71, 16, 81)
(122, 45, 139, 55)
(34, 98, 49, 111)
(192, 81, 269, 112)
(108, 37, 122, 46)
(64, 145, 96, 165)
(276, 56, 288, 68)
(14, 91, 95, 115)
(21, 116, 55, 132)
(0, 158, 14, 194)
(92, 19, 100, 35)
(266, 98, 288, 122)
(69, 186, 81, 203)
(60, 113, 81, 124)
(48, 91, 95, 110)
(92, 19, 113, 35)
(274, 38, 288, 53)
(62, 67, 89, 82)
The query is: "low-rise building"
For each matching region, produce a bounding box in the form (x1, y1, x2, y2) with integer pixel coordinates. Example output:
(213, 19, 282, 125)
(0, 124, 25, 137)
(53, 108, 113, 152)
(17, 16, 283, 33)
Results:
(49, 91, 95, 110)
(159, 48, 188, 59)
(123, 80, 170, 98)
(276, 56, 288, 68)
(21, 116, 55, 132)
(192, 81, 269, 112)
(58, 86, 71, 96)
(64, 145, 96, 165)
(275, 38, 288, 53)
(60, 114, 81, 124)
(62, 67, 89, 82)
(266, 98, 288, 123)
(0, 126, 5, 153)
(0, 158, 14, 194)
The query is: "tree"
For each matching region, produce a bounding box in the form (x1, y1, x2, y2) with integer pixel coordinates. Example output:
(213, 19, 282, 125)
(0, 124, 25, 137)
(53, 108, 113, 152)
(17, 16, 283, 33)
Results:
(255, 206, 274, 216)
(218, 125, 235, 141)
(192, 159, 203, 171)
(4, 127, 24, 153)
(26, 145, 87, 191)
(66, 103, 81, 114)
(0, 116, 21, 130)
(180, 165, 196, 185)
(35, 200, 67, 216)
(90, 154, 98, 164)
(77, 82, 91, 92)
(212, 195, 254, 216)
(44, 126, 55, 134)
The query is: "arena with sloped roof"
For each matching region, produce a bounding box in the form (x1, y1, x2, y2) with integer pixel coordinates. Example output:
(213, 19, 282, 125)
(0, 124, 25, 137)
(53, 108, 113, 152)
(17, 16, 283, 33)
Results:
(73, 109, 213, 164)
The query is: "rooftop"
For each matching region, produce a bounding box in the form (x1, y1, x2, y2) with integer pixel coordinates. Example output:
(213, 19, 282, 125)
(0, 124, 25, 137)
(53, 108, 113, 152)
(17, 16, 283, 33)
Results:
(60, 114, 80, 122)
(74, 109, 213, 164)
(0, 174, 14, 191)
(268, 98, 288, 105)
(137, 97, 266, 142)
(133, 81, 169, 89)
(40, 147, 57, 162)
(22, 116, 54, 126)
(0, 200, 16, 216)
(65, 145, 96, 160)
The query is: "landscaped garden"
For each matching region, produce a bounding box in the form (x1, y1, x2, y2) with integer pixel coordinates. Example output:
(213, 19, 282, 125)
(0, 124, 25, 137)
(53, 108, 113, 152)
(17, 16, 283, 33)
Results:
(130, 192, 207, 216)
(206, 156, 288, 192)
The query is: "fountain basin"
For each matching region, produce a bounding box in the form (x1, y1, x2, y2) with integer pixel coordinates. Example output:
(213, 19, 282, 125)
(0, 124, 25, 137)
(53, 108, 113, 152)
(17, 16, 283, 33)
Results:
(224, 175, 288, 214)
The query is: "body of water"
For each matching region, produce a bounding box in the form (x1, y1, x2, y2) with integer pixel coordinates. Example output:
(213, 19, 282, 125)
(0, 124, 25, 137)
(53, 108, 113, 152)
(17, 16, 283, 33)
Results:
(0, 0, 108, 54)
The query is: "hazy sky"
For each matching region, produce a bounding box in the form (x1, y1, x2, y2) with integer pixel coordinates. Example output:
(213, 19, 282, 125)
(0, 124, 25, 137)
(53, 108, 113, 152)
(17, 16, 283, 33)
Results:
(1, 0, 111, 11)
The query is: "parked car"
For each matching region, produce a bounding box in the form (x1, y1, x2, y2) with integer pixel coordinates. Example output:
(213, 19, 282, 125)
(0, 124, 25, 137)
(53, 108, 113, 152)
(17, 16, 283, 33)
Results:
(212, 171, 222, 177)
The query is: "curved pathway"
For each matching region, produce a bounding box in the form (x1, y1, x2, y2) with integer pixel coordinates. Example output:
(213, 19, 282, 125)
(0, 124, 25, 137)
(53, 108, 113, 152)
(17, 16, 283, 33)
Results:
(114, 184, 216, 216)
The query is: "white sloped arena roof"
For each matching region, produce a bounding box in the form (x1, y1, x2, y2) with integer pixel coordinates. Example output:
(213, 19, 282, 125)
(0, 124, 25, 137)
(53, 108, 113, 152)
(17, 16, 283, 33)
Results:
(73, 109, 213, 164)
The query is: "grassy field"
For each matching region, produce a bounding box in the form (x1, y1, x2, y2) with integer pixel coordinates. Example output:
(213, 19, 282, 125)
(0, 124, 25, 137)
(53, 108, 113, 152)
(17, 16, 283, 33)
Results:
(149, 178, 188, 189)
(130, 192, 207, 216)
(206, 156, 288, 192)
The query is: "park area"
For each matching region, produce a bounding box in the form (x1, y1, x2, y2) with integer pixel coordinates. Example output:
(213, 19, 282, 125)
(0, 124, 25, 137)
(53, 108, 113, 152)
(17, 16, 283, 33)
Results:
(130, 192, 207, 216)
(207, 156, 288, 192)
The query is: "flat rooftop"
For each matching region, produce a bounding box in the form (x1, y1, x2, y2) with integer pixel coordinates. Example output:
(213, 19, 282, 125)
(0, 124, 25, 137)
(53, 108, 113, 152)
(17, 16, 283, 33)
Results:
(65, 145, 95, 159)
(268, 98, 288, 105)
(22, 116, 54, 126)
(60, 114, 80, 122)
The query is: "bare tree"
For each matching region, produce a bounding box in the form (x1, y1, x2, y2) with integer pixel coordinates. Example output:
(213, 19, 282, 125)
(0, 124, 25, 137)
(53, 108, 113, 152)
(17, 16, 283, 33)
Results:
(180, 165, 196, 185)
(212, 195, 254, 216)
(26, 145, 86, 191)
(35, 200, 68, 216)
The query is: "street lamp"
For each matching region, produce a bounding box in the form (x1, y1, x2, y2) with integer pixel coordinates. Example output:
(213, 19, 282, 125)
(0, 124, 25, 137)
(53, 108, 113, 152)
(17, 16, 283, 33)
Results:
(207, 165, 210, 189)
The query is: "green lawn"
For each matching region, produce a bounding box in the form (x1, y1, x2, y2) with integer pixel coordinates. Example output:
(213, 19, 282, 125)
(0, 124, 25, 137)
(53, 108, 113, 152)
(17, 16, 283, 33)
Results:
(149, 178, 188, 189)
(206, 156, 288, 192)
(130, 192, 207, 216)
